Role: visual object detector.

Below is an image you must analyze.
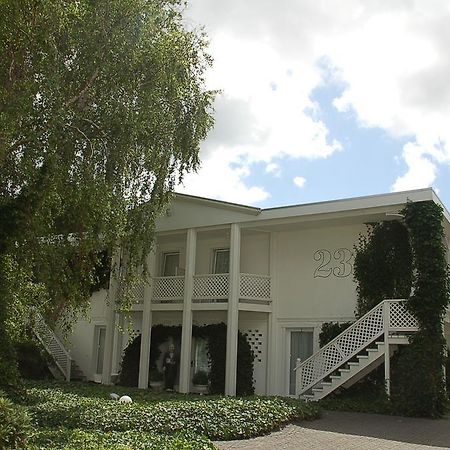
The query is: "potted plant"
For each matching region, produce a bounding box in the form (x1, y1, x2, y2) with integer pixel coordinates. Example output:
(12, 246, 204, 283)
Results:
(149, 368, 163, 391)
(192, 370, 209, 394)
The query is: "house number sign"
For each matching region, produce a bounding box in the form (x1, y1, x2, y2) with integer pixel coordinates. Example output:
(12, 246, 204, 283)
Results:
(313, 248, 353, 278)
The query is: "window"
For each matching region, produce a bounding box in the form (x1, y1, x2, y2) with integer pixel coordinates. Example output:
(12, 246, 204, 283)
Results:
(194, 338, 209, 374)
(162, 252, 180, 276)
(213, 248, 230, 273)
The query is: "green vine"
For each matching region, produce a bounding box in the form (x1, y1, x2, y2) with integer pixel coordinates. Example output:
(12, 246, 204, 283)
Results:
(119, 323, 254, 396)
(353, 201, 449, 417)
(391, 201, 450, 417)
(353, 220, 412, 317)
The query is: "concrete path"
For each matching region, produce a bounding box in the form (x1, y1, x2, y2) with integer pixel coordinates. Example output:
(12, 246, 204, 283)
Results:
(215, 411, 450, 450)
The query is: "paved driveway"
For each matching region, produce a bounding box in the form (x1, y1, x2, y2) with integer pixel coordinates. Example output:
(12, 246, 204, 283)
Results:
(215, 411, 450, 450)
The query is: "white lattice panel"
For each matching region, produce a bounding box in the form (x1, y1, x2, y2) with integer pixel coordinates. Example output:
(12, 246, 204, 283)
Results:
(389, 300, 418, 329)
(118, 281, 145, 304)
(239, 274, 271, 301)
(152, 276, 184, 302)
(297, 302, 385, 392)
(193, 274, 229, 300)
(296, 299, 419, 395)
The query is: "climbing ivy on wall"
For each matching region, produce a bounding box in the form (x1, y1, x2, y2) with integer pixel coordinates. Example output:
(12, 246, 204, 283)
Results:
(353, 220, 412, 317)
(119, 323, 255, 395)
(353, 201, 450, 417)
(391, 201, 450, 417)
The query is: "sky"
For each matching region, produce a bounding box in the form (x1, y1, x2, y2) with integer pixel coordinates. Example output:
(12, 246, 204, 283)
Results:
(179, 0, 450, 209)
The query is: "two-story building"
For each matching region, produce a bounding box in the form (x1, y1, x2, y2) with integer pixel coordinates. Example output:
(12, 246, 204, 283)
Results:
(63, 188, 450, 397)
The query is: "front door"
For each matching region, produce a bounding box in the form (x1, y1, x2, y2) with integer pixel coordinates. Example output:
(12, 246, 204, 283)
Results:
(288, 329, 313, 395)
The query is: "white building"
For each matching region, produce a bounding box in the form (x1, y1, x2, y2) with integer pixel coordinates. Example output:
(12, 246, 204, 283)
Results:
(61, 188, 450, 398)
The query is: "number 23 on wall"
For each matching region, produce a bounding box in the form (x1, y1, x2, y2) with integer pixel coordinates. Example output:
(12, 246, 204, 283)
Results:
(313, 248, 353, 278)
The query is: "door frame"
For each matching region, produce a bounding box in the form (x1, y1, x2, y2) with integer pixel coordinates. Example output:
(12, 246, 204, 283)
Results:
(284, 326, 316, 396)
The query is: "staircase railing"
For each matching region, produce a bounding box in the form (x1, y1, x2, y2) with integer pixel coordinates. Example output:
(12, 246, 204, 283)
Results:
(30, 308, 72, 381)
(295, 299, 418, 396)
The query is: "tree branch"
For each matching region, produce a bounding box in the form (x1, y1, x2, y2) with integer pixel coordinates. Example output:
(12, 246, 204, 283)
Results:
(65, 68, 99, 107)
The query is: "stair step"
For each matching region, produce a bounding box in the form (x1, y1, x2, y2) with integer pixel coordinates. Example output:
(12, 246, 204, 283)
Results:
(321, 381, 332, 386)
(367, 348, 379, 353)
(357, 354, 369, 359)
(312, 387, 323, 393)
(339, 368, 350, 373)
(348, 361, 359, 366)
(330, 374, 341, 380)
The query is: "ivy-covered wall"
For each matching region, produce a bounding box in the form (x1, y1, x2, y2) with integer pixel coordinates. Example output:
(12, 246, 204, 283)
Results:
(119, 323, 255, 396)
(353, 200, 449, 417)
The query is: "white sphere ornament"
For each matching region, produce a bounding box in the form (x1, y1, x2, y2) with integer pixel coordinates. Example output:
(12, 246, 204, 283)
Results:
(110, 393, 120, 400)
(119, 395, 132, 403)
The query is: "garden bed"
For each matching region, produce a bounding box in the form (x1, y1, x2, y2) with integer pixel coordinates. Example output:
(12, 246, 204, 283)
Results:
(7, 381, 320, 449)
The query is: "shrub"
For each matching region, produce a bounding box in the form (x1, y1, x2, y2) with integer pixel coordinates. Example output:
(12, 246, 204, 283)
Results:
(0, 394, 32, 449)
(15, 339, 52, 380)
(319, 322, 353, 347)
(29, 428, 215, 450)
(192, 370, 208, 385)
(26, 385, 320, 440)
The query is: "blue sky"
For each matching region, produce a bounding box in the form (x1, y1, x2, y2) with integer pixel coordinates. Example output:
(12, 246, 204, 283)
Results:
(181, 1, 450, 210)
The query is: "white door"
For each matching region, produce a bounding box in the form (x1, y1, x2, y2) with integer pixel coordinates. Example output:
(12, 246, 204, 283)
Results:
(288, 329, 313, 395)
(95, 326, 106, 375)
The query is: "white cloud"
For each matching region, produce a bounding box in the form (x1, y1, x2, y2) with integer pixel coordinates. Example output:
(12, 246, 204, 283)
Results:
(182, 0, 450, 202)
(266, 162, 281, 176)
(293, 176, 306, 188)
(392, 143, 437, 192)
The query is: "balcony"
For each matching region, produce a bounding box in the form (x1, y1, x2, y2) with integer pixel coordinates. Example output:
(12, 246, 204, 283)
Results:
(150, 273, 271, 305)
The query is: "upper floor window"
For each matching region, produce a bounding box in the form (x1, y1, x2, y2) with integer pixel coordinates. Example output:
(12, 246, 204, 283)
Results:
(213, 248, 230, 274)
(162, 252, 180, 276)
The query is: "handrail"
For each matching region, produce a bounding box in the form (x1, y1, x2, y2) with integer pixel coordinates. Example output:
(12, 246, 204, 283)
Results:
(30, 308, 72, 381)
(294, 299, 416, 395)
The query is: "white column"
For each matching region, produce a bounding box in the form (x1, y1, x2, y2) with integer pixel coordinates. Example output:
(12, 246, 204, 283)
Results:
(266, 232, 278, 395)
(111, 311, 123, 375)
(383, 301, 391, 397)
(102, 250, 121, 384)
(179, 229, 197, 393)
(225, 223, 241, 396)
(138, 250, 157, 389)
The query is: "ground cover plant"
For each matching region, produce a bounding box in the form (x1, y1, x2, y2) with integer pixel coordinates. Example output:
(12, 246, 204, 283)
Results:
(12, 381, 320, 449)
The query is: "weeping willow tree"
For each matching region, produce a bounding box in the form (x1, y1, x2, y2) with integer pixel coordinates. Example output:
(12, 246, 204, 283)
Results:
(0, 0, 214, 390)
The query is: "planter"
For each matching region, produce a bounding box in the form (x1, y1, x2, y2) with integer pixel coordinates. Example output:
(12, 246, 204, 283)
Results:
(193, 384, 208, 394)
(149, 381, 163, 391)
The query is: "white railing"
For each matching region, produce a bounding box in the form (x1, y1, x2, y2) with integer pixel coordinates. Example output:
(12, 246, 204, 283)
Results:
(150, 273, 272, 304)
(152, 276, 185, 303)
(295, 299, 418, 396)
(117, 281, 145, 304)
(193, 273, 229, 301)
(239, 273, 271, 302)
(30, 308, 72, 381)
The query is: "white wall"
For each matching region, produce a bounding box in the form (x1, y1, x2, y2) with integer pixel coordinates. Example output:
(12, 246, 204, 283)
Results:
(63, 289, 108, 381)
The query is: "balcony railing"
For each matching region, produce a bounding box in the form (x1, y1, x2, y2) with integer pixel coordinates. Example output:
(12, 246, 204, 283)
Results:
(119, 273, 272, 305)
(152, 276, 184, 303)
(193, 273, 229, 302)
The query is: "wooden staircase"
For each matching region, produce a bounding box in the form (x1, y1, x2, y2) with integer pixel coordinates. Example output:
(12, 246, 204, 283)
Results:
(30, 308, 85, 381)
(295, 300, 418, 401)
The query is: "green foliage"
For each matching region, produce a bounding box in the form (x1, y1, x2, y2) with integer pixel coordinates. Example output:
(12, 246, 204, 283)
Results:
(119, 323, 255, 395)
(353, 201, 450, 417)
(29, 428, 215, 450)
(354, 220, 412, 316)
(0, 0, 214, 387)
(15, 339, 52, 380)
(390, 201, 450, 417)
(192, 370, 209, 385)
(319, 322, 353, 347)
(0, 394, 32, 449)
(25, 384, 319, 440)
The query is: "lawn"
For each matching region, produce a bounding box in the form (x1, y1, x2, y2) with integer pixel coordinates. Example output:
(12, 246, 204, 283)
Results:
(3, 381, 320, 449)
